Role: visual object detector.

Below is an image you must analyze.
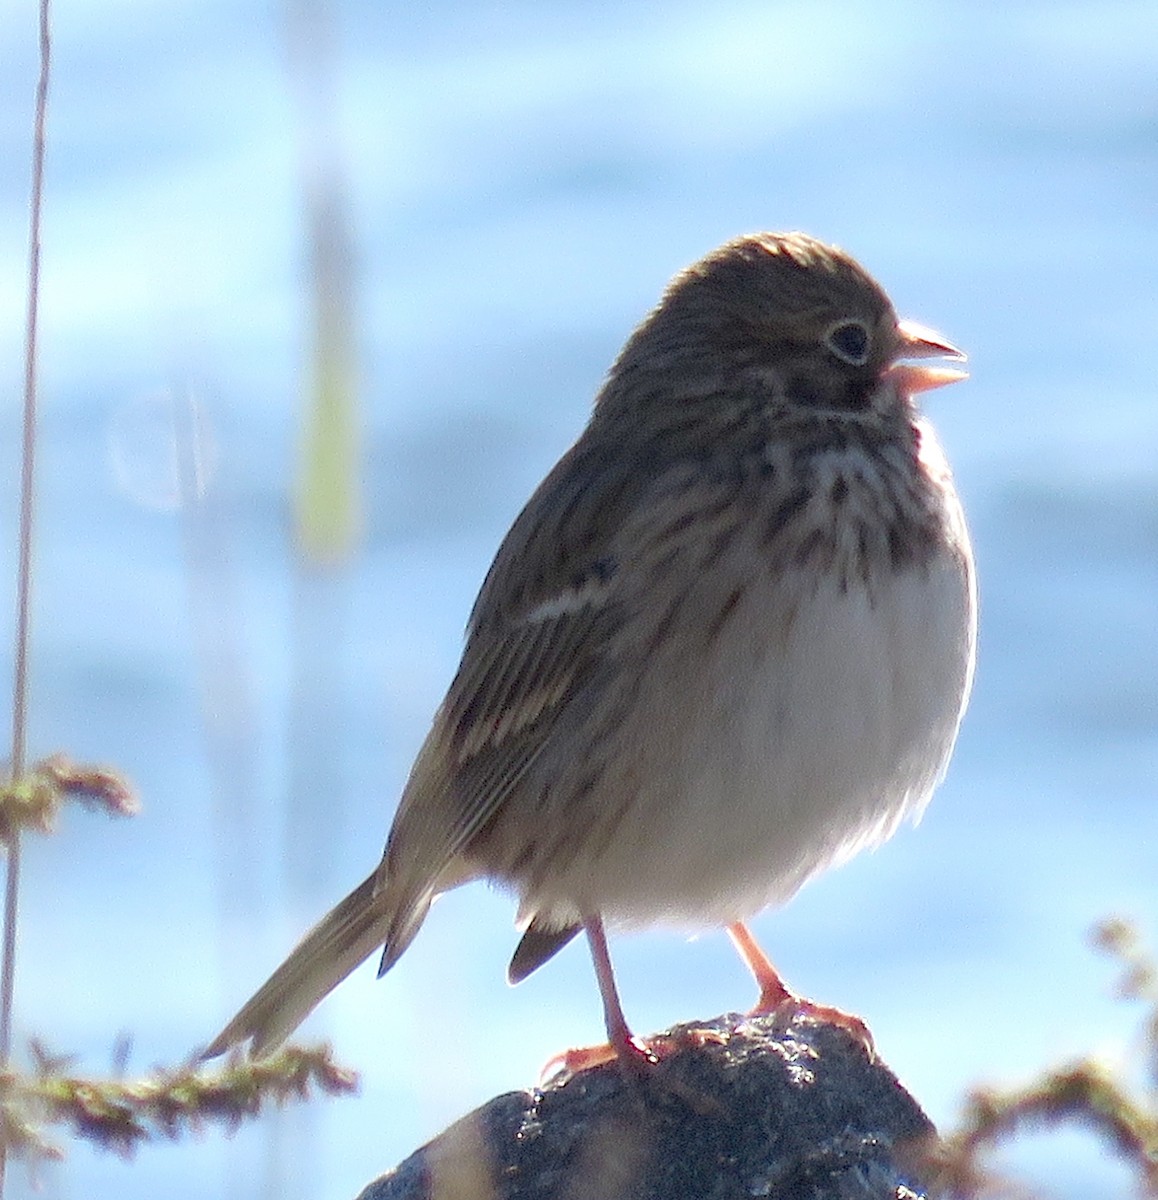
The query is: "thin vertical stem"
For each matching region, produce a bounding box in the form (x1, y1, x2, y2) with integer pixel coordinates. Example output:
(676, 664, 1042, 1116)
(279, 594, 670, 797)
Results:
(0, 0, 51, 1185)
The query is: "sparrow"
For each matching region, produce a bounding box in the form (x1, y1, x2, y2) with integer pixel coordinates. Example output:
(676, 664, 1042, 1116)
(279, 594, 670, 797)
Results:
(204, 232, 975, 1072)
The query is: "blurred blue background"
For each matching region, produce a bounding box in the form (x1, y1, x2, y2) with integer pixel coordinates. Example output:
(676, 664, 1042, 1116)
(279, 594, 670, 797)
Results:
(1, 1, 1157, 1197)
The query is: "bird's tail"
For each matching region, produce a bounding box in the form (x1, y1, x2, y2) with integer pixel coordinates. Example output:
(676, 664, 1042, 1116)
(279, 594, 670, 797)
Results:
(202, 870, 431, 1060)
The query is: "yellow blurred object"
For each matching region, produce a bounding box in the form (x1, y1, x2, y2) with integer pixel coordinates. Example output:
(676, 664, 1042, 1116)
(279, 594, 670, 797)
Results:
(294, 186, 362, 567)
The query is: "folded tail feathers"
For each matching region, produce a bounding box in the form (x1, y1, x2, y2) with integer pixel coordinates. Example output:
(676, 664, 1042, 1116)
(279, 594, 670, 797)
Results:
(507, 919, 582, 985)
(376, 898, 430, 978)
(203, 872, 433, 1060)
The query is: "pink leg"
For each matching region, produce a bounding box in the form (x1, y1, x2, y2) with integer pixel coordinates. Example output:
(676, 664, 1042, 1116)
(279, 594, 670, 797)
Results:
(727, 922, 875, 1056)
(727, 922, 792, 1010)
(585, 915, 635, 1052)
(582, 914, 655, 1074)
(540, 915, 656, 1080)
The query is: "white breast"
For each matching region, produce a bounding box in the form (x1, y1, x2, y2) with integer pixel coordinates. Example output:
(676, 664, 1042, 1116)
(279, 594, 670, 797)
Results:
(532, 477, 976, 930)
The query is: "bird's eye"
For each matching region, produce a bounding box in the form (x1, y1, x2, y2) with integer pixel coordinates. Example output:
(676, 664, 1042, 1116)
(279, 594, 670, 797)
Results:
(823, 319, 871, 366)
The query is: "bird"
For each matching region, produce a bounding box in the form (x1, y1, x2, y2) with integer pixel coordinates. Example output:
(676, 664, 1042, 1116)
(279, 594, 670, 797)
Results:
(204, 232, 976, 1072)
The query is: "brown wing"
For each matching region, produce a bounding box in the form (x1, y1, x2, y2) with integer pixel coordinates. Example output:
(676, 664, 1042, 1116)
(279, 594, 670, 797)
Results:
(373, 433, 651, 947)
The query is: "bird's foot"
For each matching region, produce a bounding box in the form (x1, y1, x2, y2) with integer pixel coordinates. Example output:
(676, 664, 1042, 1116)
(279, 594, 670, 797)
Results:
(540, 1034, 655, 1084)
(728, 922, 875, 1059)
(756, 991, 876, 1060)
(539, 1024, 728, 1085)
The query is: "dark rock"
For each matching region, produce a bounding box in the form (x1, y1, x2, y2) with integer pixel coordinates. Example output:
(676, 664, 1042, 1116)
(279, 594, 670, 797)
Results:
(357, 1011, 937, 1200)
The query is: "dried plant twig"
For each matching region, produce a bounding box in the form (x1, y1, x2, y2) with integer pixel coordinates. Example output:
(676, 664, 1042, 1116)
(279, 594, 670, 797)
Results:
(1, 0, 54, 1190)
(1, 1044, 356, 1163)
(930, 1061, 1158, 1197)
(927, 919, 1158, 1198)
(0, 756, 137, 840)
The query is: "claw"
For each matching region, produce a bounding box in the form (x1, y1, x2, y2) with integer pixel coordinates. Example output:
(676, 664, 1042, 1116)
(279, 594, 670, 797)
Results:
(728, 922, 875, 1059)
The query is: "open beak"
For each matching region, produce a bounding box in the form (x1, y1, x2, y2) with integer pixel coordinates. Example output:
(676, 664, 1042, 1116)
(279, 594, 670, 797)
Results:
(889, 318, 969, 395)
